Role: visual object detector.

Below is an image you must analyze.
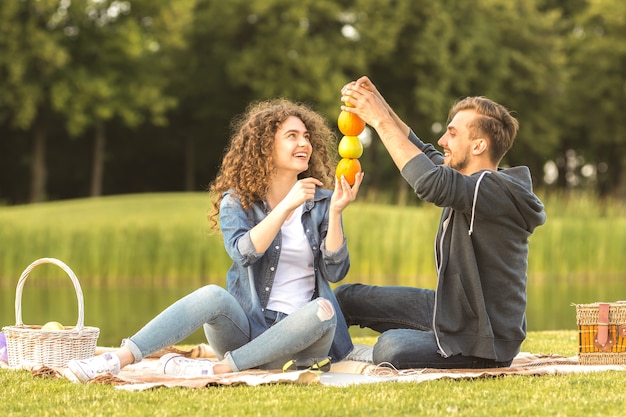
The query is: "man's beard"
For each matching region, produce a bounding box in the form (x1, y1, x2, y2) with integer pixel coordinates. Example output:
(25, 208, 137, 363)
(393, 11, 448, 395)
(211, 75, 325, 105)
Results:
(446, 152, 470, 172)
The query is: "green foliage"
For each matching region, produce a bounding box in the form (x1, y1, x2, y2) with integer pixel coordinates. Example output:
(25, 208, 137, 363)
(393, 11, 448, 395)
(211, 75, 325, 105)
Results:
(218, 0, 409, 118)
(0, 0, 69, 129)
(47, 0, 182, 135)
(563, 0, 626, 194)
(1, 0, 626, 202)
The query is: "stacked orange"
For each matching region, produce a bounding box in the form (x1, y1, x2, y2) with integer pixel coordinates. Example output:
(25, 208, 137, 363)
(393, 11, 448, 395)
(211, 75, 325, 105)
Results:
(336, 104, 365, 185)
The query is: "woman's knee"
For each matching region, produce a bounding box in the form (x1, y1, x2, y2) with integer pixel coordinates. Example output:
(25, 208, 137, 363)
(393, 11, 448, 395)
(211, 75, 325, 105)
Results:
(194, 285, 232, 309)
(315, 298, 335, 322)
(196, 284, 226, 298)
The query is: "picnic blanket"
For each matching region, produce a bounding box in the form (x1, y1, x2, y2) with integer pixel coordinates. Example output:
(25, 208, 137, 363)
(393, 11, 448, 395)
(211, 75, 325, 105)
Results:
(4, 344, 625, 390)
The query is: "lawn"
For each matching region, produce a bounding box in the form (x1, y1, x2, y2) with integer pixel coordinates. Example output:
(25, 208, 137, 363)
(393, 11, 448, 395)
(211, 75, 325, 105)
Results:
(2, 194, 625, 416)
(2, 331, 625, 417)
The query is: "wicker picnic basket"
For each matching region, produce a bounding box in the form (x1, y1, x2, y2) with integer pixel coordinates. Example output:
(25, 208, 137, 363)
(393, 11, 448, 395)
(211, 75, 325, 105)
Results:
(2, 258, 100, 368)
(576, 301, 626, 365)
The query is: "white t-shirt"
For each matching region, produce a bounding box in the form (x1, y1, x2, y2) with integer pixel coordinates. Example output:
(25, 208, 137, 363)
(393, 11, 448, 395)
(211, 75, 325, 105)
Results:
(267, 204, 315, 314)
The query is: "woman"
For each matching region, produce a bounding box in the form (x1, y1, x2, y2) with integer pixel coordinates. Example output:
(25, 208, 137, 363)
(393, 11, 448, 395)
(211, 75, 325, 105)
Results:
(68, 98, 363, 381)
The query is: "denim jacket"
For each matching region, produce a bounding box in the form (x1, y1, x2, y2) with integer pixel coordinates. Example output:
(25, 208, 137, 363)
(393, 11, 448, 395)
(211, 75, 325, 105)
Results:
(219, 188, 354, 361)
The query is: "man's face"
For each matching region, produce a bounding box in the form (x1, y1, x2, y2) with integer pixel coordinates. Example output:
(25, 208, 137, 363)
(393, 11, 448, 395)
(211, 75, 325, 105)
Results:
(437, 110, 478, 174)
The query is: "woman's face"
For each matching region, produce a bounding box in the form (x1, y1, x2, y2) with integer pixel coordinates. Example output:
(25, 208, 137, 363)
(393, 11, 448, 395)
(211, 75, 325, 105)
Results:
(272, 116, 312, 176)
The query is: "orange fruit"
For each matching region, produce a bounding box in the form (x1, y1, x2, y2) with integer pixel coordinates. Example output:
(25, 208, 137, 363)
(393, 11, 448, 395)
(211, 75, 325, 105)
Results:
(335, 158, 362, 186)
(337, 110, 365, 136)
(338, 135, 363, 159)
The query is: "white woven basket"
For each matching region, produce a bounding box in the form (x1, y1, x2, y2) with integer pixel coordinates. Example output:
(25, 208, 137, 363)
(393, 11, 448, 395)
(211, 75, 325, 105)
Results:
(2, 258, 100, 368)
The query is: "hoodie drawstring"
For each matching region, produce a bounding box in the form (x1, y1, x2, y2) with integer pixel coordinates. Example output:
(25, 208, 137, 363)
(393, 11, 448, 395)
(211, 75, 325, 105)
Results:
(469, 171, 491, 236)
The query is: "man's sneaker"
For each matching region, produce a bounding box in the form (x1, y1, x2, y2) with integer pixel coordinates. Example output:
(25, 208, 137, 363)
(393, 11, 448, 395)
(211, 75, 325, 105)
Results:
(344, 344, 373, 363)
(67, 353, 121, 383)
(160, 353, 216, 377)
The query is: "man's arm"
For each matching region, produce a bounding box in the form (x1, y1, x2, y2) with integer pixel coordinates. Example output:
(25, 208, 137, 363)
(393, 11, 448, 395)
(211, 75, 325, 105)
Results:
(341, 76, 421, 171)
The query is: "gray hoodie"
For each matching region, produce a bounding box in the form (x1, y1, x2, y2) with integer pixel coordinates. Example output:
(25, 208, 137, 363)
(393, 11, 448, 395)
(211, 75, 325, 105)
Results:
(401, 131, 546, 362)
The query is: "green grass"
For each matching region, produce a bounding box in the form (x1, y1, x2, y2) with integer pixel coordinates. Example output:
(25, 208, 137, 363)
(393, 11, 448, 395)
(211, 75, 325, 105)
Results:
(1, 192, 625, 289)
(2, 332, 625, 417)
(0, 193, 230, 288)
(1, 193, 625, 415)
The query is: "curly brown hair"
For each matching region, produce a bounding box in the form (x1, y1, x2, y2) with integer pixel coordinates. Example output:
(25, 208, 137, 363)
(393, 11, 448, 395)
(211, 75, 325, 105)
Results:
(208, 98, 338, 230)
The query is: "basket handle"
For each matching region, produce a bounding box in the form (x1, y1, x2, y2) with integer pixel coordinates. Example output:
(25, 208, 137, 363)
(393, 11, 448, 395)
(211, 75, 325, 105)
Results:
(14, 258, 85, 330)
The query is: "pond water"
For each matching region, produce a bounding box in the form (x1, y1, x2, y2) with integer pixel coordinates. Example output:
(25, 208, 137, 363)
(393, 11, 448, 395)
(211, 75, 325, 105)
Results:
(1, 275, 625, 347)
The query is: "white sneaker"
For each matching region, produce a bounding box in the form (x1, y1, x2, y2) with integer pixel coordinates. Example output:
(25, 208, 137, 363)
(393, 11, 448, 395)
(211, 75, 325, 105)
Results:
(345, 344, 373, 363)
(67, 353, 121, 383)
(160, 353, 216, 377)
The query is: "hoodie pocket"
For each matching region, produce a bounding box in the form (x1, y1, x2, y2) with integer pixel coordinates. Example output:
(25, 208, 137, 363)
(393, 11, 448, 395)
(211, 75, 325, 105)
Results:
(439, 273, 478, 333)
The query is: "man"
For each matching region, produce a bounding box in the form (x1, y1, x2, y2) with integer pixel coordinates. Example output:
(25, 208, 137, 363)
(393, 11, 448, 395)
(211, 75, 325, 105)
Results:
(336, 76, 546, 369)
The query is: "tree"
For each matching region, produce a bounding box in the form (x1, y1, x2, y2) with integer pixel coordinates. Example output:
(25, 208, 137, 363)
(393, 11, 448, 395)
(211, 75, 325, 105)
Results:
(361, 0, 565, 196)
(0, 0, 70, 202)
(162, 0, 411, 192)
(160, 0, 255, 192)
(49, 0, 187, 197)
(563, 0, 626, 196)
(501, 1, 567, 180)
(2, 0, 625, 203)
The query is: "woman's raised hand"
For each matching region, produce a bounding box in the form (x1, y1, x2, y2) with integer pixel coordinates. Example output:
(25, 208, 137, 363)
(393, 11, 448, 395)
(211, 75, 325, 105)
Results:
(331, 172, 364, 214)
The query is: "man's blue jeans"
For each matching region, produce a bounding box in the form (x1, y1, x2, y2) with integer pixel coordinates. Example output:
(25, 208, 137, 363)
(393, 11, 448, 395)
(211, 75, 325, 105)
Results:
(335, 283, 512, 369)
(122, 285, 336, 371)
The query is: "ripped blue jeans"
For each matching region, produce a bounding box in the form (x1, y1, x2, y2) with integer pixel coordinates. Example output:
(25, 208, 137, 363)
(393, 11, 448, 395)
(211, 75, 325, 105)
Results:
(121, 285, 336, 371)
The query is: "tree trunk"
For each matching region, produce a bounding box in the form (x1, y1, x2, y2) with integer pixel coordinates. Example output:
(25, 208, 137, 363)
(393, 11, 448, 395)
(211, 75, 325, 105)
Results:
(29, 121, 47, 203)
(90, 122, 106, 197)
(184, 134, 196, 191)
